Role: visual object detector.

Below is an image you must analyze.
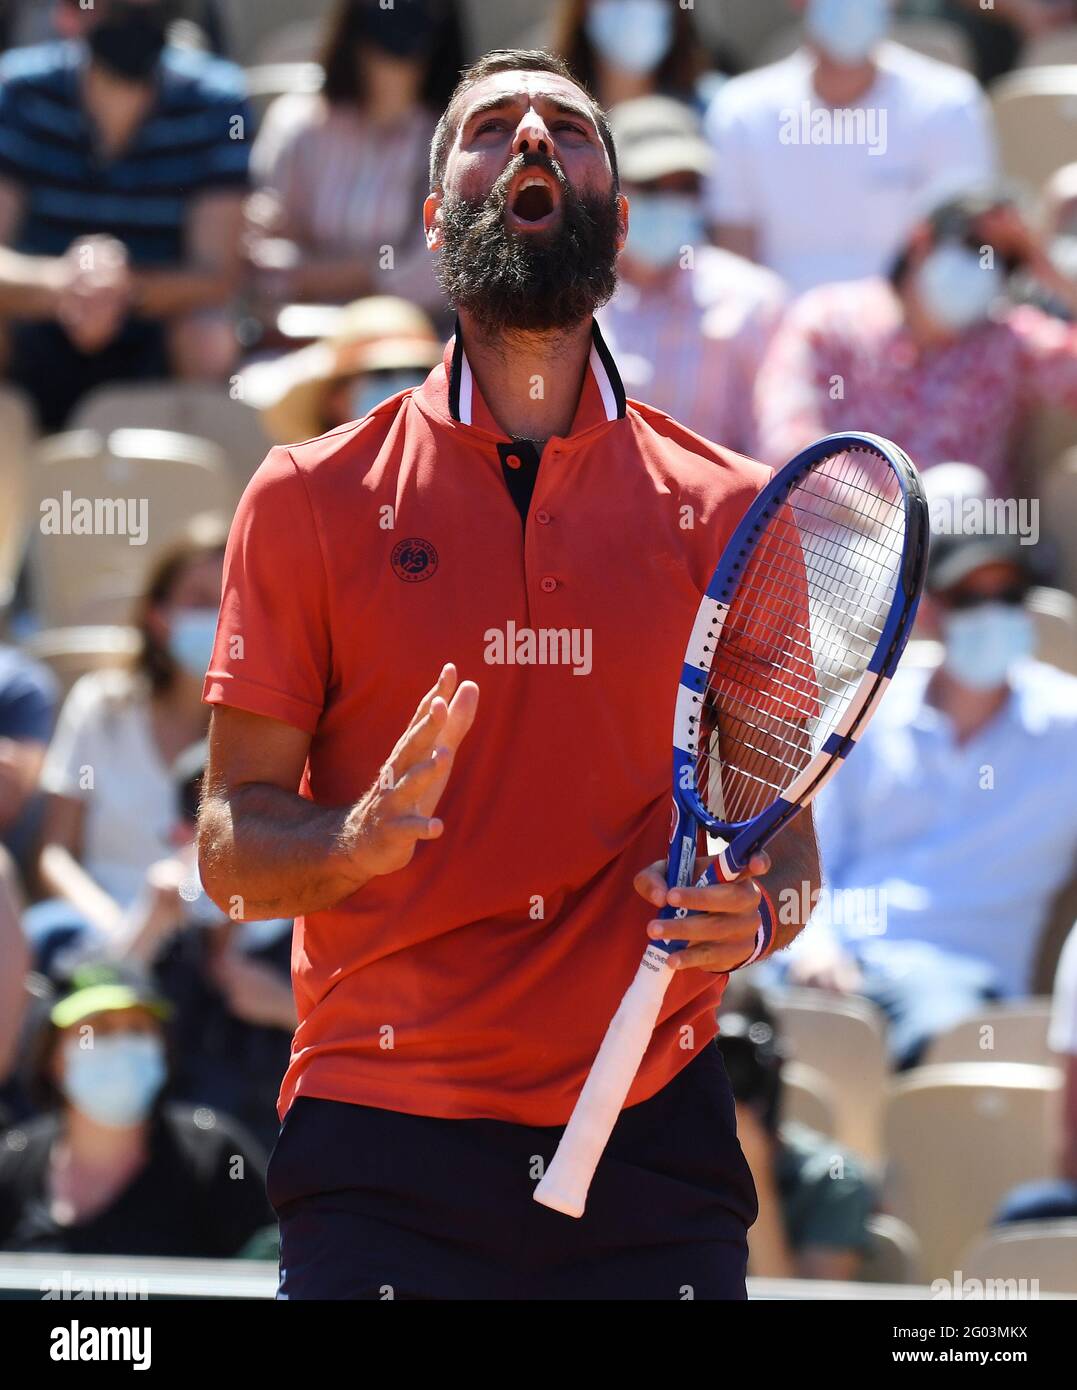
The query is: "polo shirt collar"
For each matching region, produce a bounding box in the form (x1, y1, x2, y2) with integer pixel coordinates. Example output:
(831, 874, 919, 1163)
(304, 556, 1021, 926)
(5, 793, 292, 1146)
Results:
(419, 318, 627, 440)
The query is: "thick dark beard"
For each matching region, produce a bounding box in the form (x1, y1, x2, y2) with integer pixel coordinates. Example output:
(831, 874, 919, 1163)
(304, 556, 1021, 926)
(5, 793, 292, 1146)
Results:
(436, 154, 621, 336)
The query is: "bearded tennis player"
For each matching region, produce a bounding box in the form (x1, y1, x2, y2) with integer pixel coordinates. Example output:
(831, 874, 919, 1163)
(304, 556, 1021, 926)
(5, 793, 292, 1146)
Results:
(198, 48, 820, 1301)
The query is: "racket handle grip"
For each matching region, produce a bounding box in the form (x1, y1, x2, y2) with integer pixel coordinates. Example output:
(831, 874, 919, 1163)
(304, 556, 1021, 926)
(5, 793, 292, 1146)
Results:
(533, 944, 674, 1218)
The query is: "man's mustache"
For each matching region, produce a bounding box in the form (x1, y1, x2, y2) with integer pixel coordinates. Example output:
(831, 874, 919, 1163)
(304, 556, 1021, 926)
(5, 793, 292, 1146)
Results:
(486, 151, 572, 211)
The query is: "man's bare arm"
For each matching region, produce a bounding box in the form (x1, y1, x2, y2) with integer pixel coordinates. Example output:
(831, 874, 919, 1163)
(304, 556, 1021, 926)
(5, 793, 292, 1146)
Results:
(711, 221, 759, 264)
(0, 176, 66, 317)
(197, 665, 479, 920)
(132, 190, 245, 318)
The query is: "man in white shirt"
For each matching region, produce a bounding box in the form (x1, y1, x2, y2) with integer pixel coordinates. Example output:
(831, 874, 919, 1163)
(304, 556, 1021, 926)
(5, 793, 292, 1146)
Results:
(704, 0, 997, 294)
(597, 96, 786, 455)
(786, 469, 1077, 1067)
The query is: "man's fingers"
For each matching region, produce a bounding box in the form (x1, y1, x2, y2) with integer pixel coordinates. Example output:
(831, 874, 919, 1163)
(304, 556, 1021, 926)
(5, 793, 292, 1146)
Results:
(440, 680, 480, 752)
(387, 695, 450, 774)
(648, 911, 762, 945)
(666, 877, 760, 916)
(633, 862, 669, 908)
(669, 930, 760, 973)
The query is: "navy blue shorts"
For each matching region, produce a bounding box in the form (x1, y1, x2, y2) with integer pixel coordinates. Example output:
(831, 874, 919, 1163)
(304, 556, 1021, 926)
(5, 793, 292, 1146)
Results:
(267, 1042, 757, 1300)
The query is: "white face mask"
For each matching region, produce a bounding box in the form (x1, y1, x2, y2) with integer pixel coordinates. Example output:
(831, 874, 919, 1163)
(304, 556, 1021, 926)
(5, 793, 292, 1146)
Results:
(915, 241, 1004, 334)
(61, 1033, 166, 1128)
(805, 0, 889, 66)
(626, 192, 703, 269)
(586, 0, 673, 75)
(941, 603, 1034, 690)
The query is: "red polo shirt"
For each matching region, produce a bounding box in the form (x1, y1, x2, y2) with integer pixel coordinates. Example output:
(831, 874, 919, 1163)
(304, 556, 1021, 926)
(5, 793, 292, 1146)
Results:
(204, 321, 772, 1126)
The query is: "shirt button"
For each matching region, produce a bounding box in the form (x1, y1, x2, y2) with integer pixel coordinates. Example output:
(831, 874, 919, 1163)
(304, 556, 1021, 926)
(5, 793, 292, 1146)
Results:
(540, 576, 558, 593)
(535, 509, 551, 525)
(505, 453, 521, 469)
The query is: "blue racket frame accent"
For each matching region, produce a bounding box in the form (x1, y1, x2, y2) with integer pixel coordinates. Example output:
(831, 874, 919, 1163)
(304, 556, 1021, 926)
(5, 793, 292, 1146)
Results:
(657, 432, 929, 955)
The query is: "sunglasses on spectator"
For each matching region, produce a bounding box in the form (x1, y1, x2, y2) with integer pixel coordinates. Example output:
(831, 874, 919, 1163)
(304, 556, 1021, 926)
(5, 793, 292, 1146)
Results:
(937, 584, 1030, 611)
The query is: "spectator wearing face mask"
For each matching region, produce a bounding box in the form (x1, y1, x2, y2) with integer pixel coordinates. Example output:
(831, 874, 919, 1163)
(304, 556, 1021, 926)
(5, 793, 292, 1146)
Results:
(704, 0, 997, 295)
(551, 0, 724, 114)
(0, 0, 251, 431)
(784, 464, 1077, 1068)
(755, 193, 1077, 493)
(247, 0, 465, 320)
(26, 516, 229, 981)
(0, 965, 271, 1255)
(596, 97, 785, 457)
(239, 296, 443, 445)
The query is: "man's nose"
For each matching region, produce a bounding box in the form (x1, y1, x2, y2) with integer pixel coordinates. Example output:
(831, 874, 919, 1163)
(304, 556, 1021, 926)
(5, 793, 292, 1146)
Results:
(512, 114, 551, 161)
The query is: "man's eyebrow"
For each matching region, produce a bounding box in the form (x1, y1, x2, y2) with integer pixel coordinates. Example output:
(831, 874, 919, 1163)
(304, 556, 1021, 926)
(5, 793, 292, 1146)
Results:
(461, 93, 596, 126)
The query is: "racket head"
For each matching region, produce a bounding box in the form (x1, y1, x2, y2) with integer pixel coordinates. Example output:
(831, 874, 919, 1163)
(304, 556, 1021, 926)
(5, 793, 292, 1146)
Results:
(671, 432, 928, 859)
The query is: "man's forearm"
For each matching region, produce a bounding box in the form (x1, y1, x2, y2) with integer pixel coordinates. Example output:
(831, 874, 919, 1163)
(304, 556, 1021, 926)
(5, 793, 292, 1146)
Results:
(758, 809, 822, 953)
(198, 782, 369, 921)
(0, 247, 61, 318)
(132, 263, 238, 318)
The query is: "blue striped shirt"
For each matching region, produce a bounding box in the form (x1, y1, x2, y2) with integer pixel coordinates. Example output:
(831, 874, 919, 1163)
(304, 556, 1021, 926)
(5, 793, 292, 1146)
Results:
(0, 40, 250, 266)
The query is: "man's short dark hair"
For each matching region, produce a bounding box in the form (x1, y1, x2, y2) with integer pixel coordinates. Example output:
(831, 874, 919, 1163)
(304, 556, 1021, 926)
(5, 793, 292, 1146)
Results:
(429, 48, 619, 192)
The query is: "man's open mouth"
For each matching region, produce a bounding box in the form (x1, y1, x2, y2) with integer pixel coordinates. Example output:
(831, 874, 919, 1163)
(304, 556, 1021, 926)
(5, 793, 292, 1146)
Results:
(506, 169, 562, 228)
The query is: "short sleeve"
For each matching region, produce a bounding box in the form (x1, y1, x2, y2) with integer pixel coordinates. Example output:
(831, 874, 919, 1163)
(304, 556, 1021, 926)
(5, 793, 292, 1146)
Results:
(1048, 923, 1077, 1057)
(203, 446, 331, 734)
(0, 655, 57, 743)
(38, 673, 103, 801)
(197, 94, 252, 191)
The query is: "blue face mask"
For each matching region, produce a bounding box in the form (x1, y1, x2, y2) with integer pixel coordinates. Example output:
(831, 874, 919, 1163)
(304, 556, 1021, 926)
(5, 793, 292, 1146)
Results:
(61, 1033, 166, 1128)
(169, 608, 219, 680)
(916, 241, 1004, 334)
(941, 603, 1034, 690)
(586, 0, 673, 75)
(626, 192, 703, 269)
(350, 370, 426, 422)
(805, 0, 889, 65)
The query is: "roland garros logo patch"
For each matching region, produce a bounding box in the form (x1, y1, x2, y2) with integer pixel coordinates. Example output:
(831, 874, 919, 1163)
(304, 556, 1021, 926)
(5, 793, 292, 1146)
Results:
(391, 538, 439, 583)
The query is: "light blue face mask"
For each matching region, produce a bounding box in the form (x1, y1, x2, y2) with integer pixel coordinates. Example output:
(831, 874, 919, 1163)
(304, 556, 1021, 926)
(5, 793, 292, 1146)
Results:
(350, 370, 426, 422)
(625, 192, 704, 269)
(916, 241, 1004, 334)
(941, 603, 1034, 690)
(61, 1033, 166, 1128)
(586, 0, 673, 75)
(169, 607, 219, 680)
(805, 0, 889, 65)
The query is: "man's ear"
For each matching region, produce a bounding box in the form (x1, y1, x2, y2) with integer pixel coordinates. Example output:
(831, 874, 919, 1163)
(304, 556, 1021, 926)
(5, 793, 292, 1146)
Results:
(423, 192, 444, 252)
(615, 192, 629, 254)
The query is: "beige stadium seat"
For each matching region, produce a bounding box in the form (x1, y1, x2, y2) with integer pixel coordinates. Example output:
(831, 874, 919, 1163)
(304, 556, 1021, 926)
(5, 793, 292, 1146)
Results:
(860, 1213, 923, 1285)
(1042, 448, 1077, 597)
(991, 70, 1077, 197)
(782, 1060, 838, 1138)
(23, 626, 142, 699)
(773, 989, 888, 1164)
(961, 1220, 1077, 1296)
(1020, 33, 1077, 68)
(885, 1062, 1061, 1279)
(924, 1000, 1055, 1069)
(218, 0, 334, 66)
(29, 428, 234, 628)
(1028, 587, 1077, 675)
(757, 21, 973, 70)
(0, 384, 35, 613)
(244, 62, 324, 129)
(70, 383, 269, 498)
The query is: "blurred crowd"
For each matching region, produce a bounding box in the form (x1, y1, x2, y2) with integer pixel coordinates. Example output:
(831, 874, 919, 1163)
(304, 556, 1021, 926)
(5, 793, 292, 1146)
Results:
(0, 0, 1076, 1289)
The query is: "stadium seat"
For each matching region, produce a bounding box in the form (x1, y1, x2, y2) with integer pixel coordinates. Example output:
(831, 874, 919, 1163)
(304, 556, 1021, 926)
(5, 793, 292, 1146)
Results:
(772, 988, 888, 1164)
(1042, 448, 1077, 597)
(960, 1220, 1077, 1296)
(217, 0, 334, 66)
(22, 625, 142, 698)
(782, 1059, 839, 1138)
(250, 21, 325, 65)
(0, 383, 35, 616)
(1027, 587, 1077, 674)
(923, 1000, 1055, 1069)
(70, 383, 269, 498)
(991, 69, 1077, 197)
(757, 20, 974, 70)
(884, 1062, 1061, 1279)
(1019, 33, 1077, 69)
(244, 62, 324, 130)
(29, 428, 234, 628)
(860, 1213, 923, 1285)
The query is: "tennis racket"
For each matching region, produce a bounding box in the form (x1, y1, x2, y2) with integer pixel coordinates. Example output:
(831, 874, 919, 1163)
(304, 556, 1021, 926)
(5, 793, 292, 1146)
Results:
(534, 431, 928, 1218)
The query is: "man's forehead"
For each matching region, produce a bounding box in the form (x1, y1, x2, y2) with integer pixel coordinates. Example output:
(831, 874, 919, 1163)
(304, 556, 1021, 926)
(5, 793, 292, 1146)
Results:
(459, 71, 596, 122)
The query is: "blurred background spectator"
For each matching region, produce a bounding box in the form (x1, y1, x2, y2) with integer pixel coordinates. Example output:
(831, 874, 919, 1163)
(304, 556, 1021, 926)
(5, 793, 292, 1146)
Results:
(596, 96, 786, 455)
(0, 639, 56, 875)
(786, 464, 1077, 1067)
(705, 0, 997, 293)
(716, 981, 878, 1280)
(755, 191, 1077, 490)
(0, 0, 251, 431)
(944, 0, 1077, 86)
(0, 964, 271, 1255)
(246, 0, 463, 321)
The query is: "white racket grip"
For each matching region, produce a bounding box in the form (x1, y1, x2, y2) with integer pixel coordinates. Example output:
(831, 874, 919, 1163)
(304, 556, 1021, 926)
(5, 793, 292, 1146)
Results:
(533, 944, 674, 1218)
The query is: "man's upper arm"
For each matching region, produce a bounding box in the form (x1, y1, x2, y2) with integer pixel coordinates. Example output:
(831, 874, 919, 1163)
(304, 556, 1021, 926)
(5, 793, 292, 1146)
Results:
(187, 189, 245, 274)
(0, 175, 24, 245)
(206, 705, 312, 797)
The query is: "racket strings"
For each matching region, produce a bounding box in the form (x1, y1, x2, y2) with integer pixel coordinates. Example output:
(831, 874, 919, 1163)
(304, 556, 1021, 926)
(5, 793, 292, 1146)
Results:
(699, 448, 906, 825)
